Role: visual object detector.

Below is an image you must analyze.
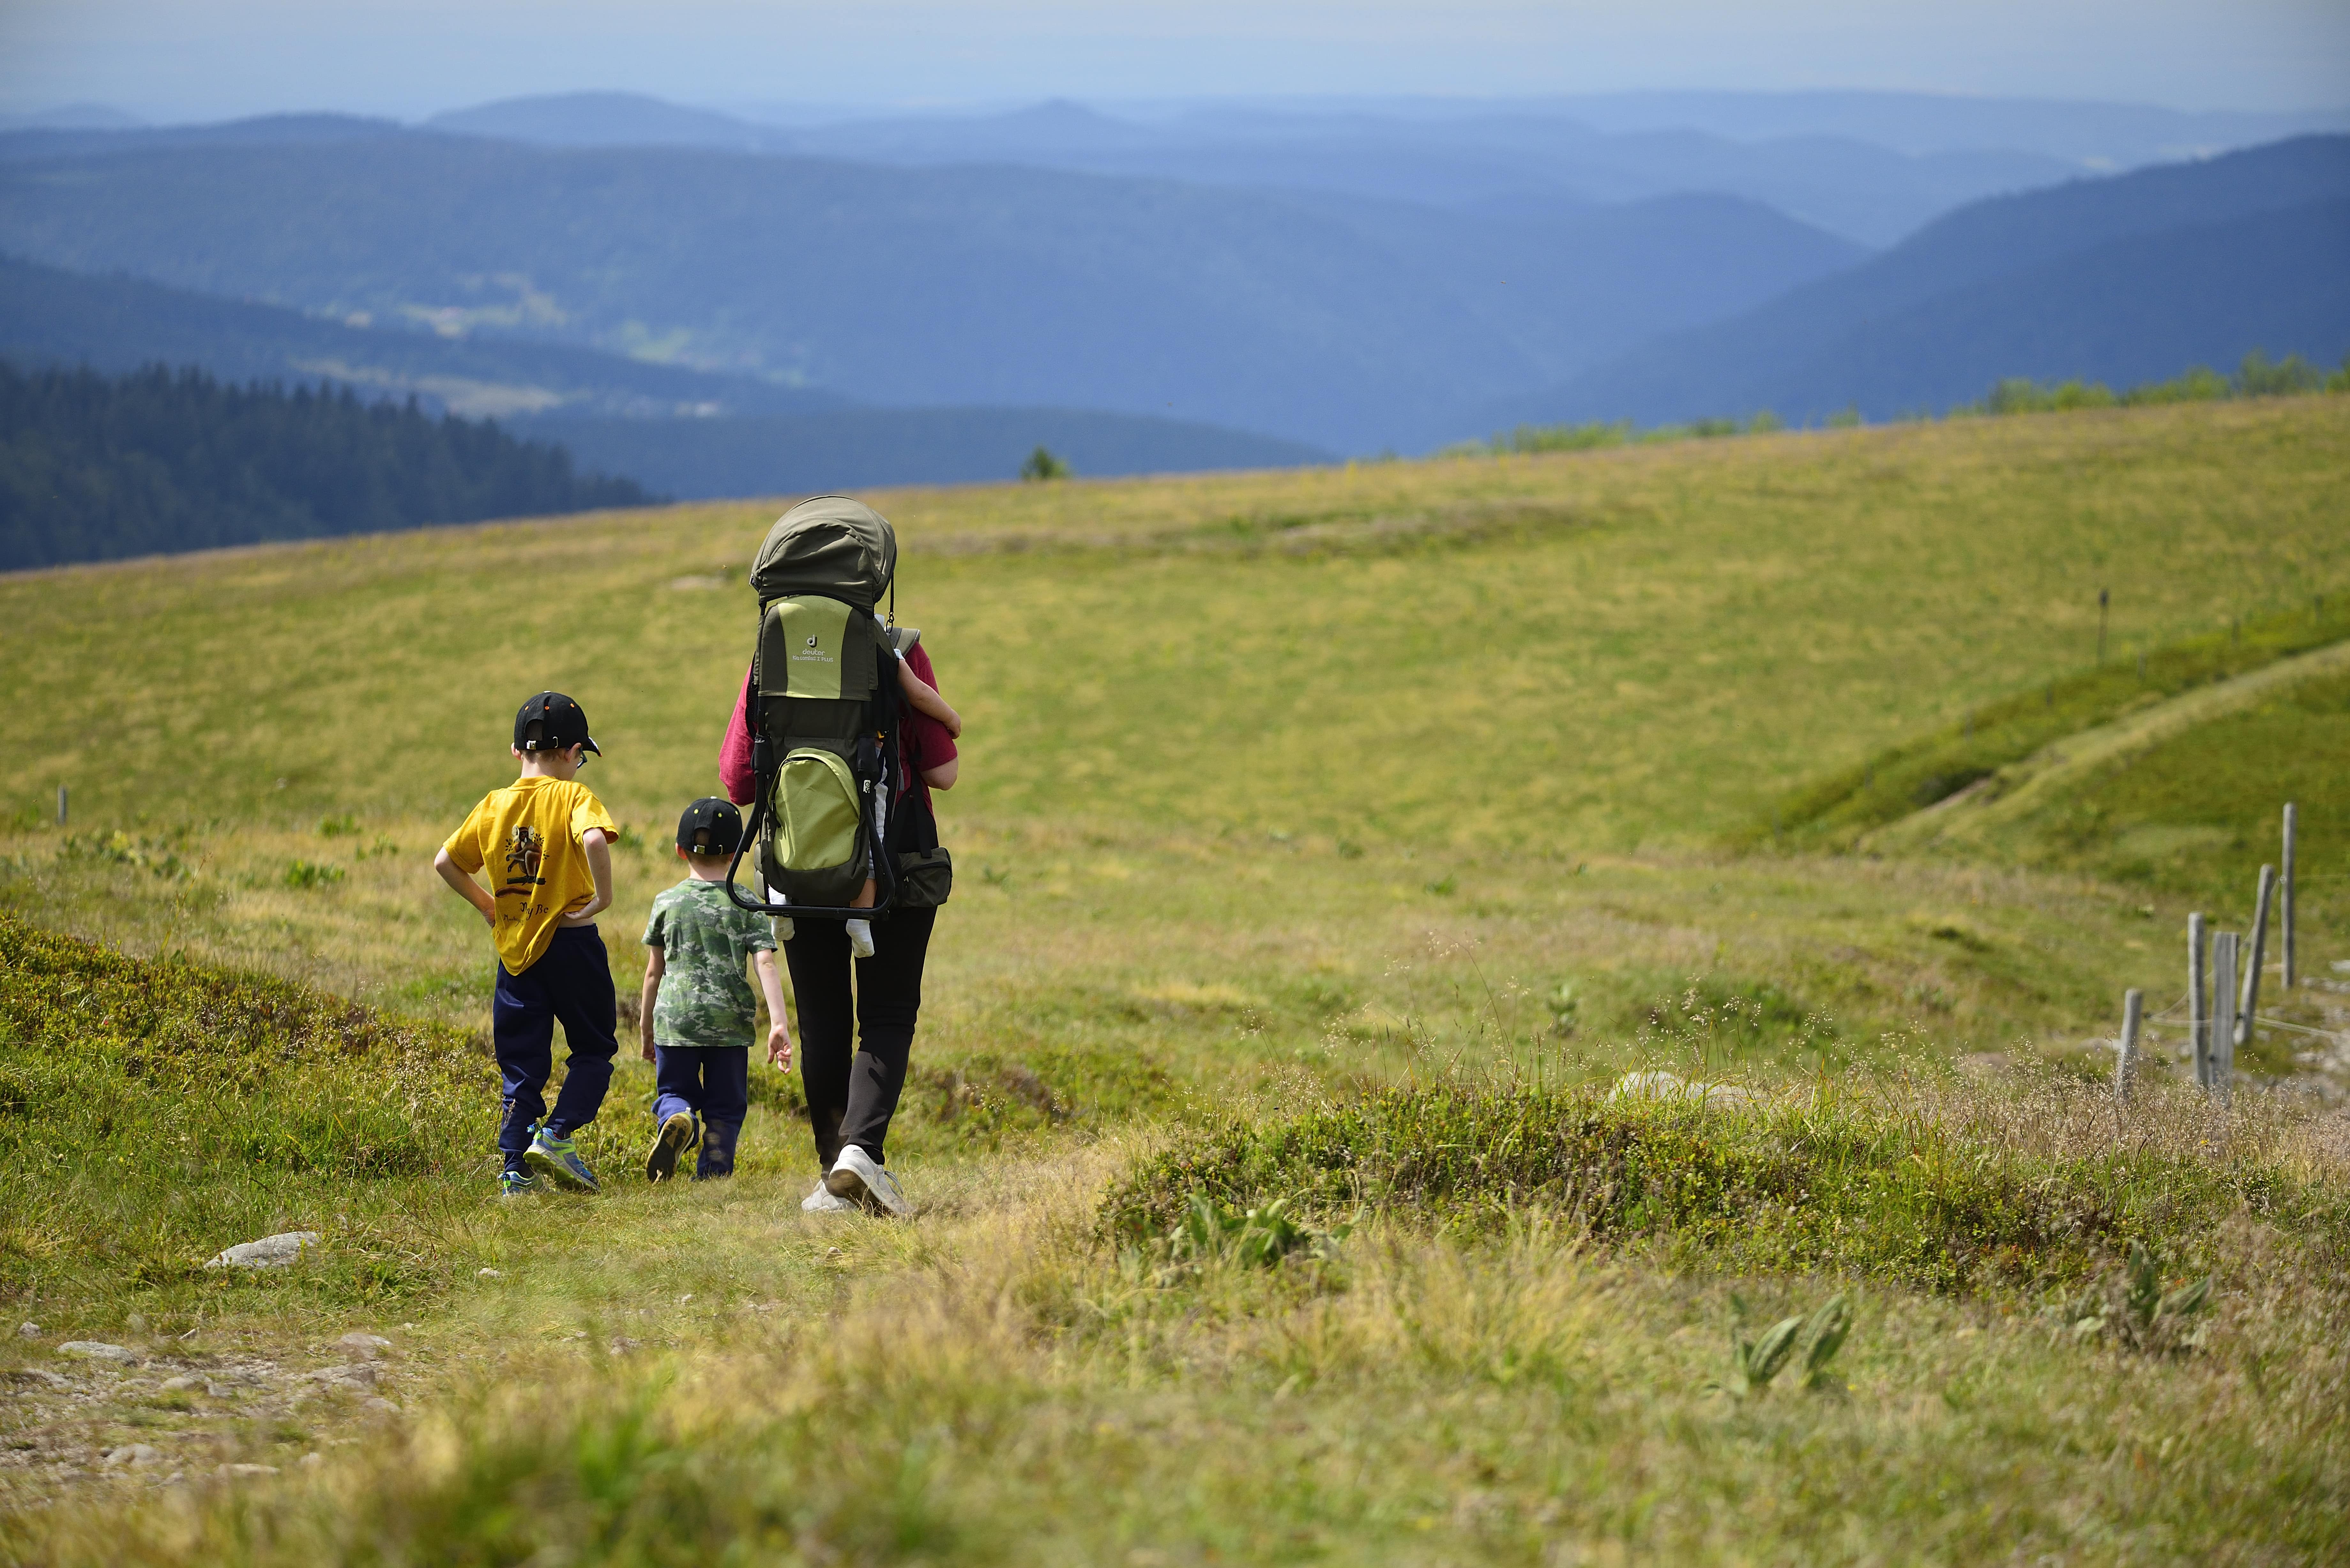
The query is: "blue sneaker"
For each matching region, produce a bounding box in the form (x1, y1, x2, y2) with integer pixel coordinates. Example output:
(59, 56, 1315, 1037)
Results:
(644, 1112, 699, 1184)
(499, 1169, 538, 1198)
(525, 1127, 599, 1193)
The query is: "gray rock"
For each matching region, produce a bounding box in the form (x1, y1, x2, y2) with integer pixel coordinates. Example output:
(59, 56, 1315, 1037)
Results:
(363, 1397, 402, 1414)
(305, 1363, 378, 1389)
(204, 1380, 239, 1399)
(102, 1443, 162, 1468)
(337, 1331, 392, 1359)
(221, 1463, 279, 1478)
(159, 1375, 197, 1392)
(57, 1340, 135, 1363)
(17, 1322, 38, 1338)
(475, 1267, 502, 1278)
(10, 1367, 68, 1388)
(203, 1232, 322, 1270)
(1608, 1069, 1758, 1112)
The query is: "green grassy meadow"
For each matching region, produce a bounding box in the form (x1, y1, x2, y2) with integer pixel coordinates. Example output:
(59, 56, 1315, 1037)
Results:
(2, 397, 2347, 1562)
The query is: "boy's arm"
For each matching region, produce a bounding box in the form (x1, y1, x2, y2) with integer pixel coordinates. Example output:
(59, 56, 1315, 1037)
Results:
(895, 657, 961, 739)
(754, 949, 792, 1071)
(433, 847, 496, 928)
(558, 829, 614, 926)
(638, 948, 663, 1062)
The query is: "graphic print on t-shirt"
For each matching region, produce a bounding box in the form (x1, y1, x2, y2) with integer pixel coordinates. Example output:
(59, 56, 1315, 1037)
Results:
(503, 825, 545, 890)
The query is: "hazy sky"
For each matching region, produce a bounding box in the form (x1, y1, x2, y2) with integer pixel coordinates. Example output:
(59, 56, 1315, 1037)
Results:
(3, 0, 2346, 123)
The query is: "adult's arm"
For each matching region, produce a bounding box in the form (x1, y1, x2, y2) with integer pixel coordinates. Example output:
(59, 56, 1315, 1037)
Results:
(720, 662, 756, 805)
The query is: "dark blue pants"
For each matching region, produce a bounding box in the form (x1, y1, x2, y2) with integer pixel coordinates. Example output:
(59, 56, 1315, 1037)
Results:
(653, 1045, 750, 1179)
(493, 925, 618, 1176)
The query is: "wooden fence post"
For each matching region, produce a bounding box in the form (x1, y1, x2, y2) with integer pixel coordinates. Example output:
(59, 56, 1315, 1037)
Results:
(2238, 865, 2275, 1048)
(2211, 931, 2238, 1103)
(2116, 988, 2142, 1103)
(2283, 803, 2297, 990)
(2188, 913, 2209, 1088)
(55, 785, 66, 827)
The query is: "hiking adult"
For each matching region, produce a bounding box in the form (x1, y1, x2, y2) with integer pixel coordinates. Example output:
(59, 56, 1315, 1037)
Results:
(718, 496, 959, 1216)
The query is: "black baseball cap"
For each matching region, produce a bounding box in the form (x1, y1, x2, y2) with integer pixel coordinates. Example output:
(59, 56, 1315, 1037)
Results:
(676, 797, 744, 856)
(514, 692, 601, 755)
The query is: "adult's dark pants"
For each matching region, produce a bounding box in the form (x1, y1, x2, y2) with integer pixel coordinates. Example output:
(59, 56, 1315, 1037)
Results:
(492, 924, 618, 1176)
(783, 905, 935, 1171)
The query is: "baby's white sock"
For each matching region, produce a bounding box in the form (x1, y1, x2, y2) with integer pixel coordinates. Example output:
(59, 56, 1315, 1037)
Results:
(845, 918, 874, 959)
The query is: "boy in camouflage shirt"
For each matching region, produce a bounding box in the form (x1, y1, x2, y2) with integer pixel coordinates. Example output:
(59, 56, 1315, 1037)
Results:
(637, 798, 792, 1181)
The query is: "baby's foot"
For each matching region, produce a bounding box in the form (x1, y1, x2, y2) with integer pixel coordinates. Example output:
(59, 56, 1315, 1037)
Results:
(845, 918, 875, 959)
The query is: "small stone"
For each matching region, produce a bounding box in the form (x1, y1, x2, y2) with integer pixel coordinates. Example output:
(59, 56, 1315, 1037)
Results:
(677, 1293, 693, 1304)
(204, 1380, 238, 1398)
(160, 1375, 197, 1392)
(102, 1443, 162, 1468)
(57, 1341, 135, 1363)
(222, 1463, 280, 1478)
(203, 1232, 322, 1270)
(363, 1397, 402, 1414)
(337, 1332, 392, 1359)
(10, 1367, 68, 1388)
(305, 1363, 378, 1389)
(17, 1322, 38, 1338)
(299, 1452, 323, 1468)
(476, 1267, 502, 1278)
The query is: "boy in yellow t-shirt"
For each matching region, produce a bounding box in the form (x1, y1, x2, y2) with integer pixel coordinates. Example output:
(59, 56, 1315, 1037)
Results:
(434, 691, 622, 1196)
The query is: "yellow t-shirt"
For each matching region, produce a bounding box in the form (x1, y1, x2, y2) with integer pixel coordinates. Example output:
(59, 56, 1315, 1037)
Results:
(442, 777, 621, 974)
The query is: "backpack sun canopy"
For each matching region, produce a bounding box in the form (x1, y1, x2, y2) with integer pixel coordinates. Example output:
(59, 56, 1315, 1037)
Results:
(749, 495, 897, 611)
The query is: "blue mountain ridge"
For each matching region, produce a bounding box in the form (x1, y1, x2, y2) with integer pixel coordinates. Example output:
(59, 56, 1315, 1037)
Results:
(1483, 136, 2350, 430)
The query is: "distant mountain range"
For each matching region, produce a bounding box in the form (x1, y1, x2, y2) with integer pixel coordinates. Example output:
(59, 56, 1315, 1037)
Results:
(427, 89, 2349, 248)
(0, 254, 842, 419)
(3, 96, 2344, 476)
(0, 119, 1862, 451)
(431, 92, 2073, 246)
(1485, 135, 2350, 429)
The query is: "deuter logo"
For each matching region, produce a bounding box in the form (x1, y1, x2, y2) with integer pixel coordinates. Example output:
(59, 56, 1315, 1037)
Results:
(792, 633, 834, 664)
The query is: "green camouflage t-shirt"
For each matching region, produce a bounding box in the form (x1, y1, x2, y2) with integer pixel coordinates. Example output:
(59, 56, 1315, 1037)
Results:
(641, 878, 777, 1050)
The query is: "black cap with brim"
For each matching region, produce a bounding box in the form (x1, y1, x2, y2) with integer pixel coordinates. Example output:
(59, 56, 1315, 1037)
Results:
(677, 797, 744, 856)
(515, 691, 601, 755)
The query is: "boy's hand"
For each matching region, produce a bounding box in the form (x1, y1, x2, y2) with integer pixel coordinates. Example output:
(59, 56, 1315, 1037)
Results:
(766, 1022, 793, 1072)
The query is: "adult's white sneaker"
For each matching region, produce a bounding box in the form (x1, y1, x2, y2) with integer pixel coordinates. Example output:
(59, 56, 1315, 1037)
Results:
(825, 1145, 913, 1217)
(801, 1180, 858, 1214)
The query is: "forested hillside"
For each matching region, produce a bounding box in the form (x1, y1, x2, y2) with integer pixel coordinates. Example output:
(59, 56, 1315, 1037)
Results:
(0, 362, 651, 570)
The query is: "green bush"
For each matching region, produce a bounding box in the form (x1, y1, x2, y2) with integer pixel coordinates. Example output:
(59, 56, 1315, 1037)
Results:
(1099, 1079, 2346, 1294)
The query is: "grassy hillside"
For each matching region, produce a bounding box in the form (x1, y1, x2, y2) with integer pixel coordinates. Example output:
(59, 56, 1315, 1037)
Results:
(1, 398, 2347, 1560)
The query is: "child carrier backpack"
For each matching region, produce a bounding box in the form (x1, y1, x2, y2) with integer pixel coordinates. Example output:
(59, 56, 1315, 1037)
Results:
(724, 496, 911, 920)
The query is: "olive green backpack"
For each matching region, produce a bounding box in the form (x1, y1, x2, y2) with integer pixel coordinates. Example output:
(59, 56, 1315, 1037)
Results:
(724, 495, 948, 920)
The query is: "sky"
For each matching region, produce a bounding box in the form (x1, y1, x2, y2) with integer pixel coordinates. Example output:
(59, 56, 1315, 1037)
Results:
(2, 0, 2346, 124)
